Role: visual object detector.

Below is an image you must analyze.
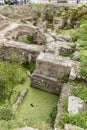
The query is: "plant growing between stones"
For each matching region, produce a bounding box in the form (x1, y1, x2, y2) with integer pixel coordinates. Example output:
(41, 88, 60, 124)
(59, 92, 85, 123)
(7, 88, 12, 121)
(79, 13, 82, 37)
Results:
(60, 96, 87, 129)
(49, 105, 57, 127)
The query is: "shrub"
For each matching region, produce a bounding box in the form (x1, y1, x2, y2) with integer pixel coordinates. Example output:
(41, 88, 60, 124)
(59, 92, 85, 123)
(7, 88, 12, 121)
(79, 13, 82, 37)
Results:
(0, 59, 26, 100)
(0, 105, 14, 120)
(72, 21, 87, 42)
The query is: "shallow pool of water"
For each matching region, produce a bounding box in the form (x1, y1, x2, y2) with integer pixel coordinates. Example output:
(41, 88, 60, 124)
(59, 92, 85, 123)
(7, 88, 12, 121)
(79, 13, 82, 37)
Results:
(15, 77, 58, 129)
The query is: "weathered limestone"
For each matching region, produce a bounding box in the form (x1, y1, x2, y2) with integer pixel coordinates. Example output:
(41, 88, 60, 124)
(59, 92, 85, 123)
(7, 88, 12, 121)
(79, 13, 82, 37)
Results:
(13, 89, 28, 111)
(68, 96, 87, 115)
(36, 52, 72, 78)
(46, 41, 74, 56)
(53, 17, 64, 30)
(54, 83, 73, 129)
(44, 33, 54, 43)
(49, 32, 72, 43)
(31, 73, 62, 94)
(0, 21, 9, 31)
(0, 23, 47, 45)
(17, 126, 38, 130)
(64, 124, 84, 130)
(31, 52, 73, 94)
(69, 61, 80, 80)
(69, 67, 76, 80)
(0, 40, 45, 61)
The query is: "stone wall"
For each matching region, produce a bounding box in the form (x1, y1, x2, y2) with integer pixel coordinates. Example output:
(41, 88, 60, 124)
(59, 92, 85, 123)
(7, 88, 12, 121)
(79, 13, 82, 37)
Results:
(4, 24, 47, 45)
(31, 73, 62, 94)
(0, 40, 45, 62)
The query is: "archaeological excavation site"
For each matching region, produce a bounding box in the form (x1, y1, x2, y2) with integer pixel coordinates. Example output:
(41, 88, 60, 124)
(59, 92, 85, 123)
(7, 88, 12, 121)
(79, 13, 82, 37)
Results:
(0, 4, 87, 130)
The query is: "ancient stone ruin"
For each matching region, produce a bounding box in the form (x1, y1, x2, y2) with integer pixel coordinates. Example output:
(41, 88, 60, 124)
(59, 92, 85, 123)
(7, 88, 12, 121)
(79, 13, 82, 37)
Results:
(0, 4, 87, 130)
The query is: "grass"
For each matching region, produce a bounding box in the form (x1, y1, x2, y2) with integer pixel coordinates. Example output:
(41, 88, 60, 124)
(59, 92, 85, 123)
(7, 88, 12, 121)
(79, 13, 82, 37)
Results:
(56, 29, 71, 35)
(20, 36, 37, 45)
(60, 111, 87, 129)
(80, 50, 87, 77)
(59, 51, 73, 58)
(71, 20, 87, 42)
(71, 81, 87, 103)
(0, 59, 26, 101)
(59, 81, 87, 129)
(71, 19, 87, 77)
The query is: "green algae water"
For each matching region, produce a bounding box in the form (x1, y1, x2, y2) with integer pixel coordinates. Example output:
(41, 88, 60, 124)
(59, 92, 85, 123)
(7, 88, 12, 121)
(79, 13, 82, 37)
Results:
(14, 77, 58, 129)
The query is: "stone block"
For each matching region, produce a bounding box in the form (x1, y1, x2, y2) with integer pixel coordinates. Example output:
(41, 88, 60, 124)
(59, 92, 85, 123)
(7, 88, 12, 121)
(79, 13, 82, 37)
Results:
(69, 67, 76, 80)
(68, 96, 86, 115)
(64, 124, 84, 130)
(36, 52, 72, 79)
(31, 72, 62, 94)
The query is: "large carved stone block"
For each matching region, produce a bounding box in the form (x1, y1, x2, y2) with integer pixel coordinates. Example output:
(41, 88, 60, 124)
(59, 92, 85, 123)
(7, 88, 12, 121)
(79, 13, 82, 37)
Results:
(31, 73, 62, 94)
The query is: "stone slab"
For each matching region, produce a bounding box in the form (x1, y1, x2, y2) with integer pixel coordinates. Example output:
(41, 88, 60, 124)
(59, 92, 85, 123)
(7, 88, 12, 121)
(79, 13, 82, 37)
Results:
(68, 96, 86, 115)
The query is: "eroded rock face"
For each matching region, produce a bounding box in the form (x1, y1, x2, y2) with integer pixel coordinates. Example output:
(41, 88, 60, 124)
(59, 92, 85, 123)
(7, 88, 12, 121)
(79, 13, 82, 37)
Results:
(68, 96, 86, 115)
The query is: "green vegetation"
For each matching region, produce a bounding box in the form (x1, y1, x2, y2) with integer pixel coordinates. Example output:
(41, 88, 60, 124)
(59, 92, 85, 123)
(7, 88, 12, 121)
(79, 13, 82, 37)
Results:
(20, 19, 27, 24)
(60, 81, 87, 129)
(71, 81, 87, 103)
(60, 111, 87, 129)
(72, 20, 87, 42)
(0, 59, 26, 101)
(0, 105, 14, 121)
(56, 29, 71, 35)
(23, 60, 36, 73)
(4, 5, 13, 9)
(20, 35, 37, 44)
(29, 4, 42, 20)
(28, 60, 36, 73)
(71, 19, 87, 77)
(49, 105, 57, 127)
(61, 74, 69, 82)
(80, 50, 87, 77)
(9, 50, 25, 64)
(59, 51, 73, 58)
